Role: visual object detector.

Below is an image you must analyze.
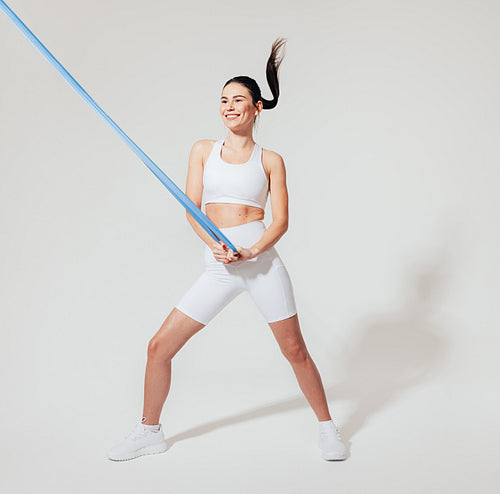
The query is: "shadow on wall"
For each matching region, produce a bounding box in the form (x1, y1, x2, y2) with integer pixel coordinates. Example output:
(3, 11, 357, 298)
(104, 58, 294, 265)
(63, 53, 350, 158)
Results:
(164, 227, 455, 450)
(333, 247, 451, 441)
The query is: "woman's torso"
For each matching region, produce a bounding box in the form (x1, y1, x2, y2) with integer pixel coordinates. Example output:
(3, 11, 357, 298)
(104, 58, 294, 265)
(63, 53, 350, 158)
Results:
(203, 138, 270, 228)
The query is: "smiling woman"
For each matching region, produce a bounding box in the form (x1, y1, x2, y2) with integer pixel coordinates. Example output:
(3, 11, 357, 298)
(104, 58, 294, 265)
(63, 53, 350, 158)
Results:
(108, 37, 348, 463)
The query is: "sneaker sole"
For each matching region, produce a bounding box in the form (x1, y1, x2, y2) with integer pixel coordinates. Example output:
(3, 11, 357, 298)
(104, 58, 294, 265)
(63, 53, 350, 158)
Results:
(108, 441, 168, 461)
(322, 452, 347, 461)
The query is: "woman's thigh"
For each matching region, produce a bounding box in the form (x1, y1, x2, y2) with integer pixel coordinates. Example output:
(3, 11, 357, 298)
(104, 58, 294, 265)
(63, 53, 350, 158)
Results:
(174, 267, 245, 326)
(150, 266, 245, 359)
(243, 252, 298, 324)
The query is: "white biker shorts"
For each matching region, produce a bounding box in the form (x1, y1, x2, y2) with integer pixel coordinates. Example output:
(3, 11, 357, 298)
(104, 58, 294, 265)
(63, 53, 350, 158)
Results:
(175, 220, 297, 325)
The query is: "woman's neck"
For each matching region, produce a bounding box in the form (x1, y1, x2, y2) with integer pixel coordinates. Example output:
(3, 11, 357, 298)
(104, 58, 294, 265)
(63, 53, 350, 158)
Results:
(223, 132, 255, 150)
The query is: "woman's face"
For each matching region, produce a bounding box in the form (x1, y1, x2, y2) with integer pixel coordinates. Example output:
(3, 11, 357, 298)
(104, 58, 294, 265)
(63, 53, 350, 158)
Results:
(220, 83, 261, 130)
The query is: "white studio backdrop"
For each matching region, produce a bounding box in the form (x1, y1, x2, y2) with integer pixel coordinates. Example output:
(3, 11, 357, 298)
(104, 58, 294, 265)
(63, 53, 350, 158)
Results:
(0, 0, 499, 493)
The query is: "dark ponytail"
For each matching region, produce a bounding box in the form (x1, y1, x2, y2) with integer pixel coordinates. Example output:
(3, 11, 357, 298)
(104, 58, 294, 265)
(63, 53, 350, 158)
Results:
(260, 36, 287, 109)
(222, 37, 287, 112)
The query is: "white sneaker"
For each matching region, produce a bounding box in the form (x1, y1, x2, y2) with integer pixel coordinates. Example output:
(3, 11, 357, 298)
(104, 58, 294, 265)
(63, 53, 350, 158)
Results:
(319, 423, 347, 461)
(108, 421, 168, 461)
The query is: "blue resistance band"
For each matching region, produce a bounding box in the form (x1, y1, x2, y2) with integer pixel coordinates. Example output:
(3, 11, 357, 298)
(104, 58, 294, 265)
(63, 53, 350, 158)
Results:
(0, 0, 239, 253)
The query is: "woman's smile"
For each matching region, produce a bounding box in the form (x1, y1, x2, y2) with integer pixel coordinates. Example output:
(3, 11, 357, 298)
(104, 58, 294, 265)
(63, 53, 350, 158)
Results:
(220, 84, 260, 127)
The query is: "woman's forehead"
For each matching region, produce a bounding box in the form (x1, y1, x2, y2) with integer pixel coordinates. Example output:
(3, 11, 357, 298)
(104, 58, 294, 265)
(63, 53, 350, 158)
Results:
(221, 83, 250, 97)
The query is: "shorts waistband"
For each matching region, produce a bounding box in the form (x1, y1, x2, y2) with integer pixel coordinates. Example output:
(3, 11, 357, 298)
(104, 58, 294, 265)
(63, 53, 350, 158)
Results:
(218, 219, 266, 232)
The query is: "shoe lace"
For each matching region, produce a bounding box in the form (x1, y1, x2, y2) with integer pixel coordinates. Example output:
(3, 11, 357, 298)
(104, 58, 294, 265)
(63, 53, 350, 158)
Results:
(124, 423, 148, 441)
(320, 427, 342, 441)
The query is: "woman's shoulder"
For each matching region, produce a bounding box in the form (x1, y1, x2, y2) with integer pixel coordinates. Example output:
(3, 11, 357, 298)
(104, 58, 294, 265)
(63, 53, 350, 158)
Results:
(191, 138, 218, 150)
(259, 141, 283, 160)
(261, 146, 285, 174)
(190, 139, 218, 164)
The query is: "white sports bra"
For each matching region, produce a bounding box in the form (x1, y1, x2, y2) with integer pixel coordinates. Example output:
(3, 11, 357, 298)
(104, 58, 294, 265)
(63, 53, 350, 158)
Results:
(203, 138, 269, 210)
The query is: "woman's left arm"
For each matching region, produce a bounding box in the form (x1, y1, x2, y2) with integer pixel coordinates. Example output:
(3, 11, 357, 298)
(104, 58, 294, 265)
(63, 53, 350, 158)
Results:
(226, 151, 289, 262)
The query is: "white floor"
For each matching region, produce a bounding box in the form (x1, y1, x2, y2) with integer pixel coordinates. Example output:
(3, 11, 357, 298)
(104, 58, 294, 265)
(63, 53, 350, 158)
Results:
(3, 351, 498, 494)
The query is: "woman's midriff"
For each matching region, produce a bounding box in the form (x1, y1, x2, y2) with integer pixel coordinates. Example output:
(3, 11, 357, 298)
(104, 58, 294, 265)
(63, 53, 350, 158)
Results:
(205, 203, 265, 228)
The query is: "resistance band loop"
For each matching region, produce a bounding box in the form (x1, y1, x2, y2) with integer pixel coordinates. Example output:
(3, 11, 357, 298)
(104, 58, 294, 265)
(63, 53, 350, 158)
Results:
(0, 0, 239, 253)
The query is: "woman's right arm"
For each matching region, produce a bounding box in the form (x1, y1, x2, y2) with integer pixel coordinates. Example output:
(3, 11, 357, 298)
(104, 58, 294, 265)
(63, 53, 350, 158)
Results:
(184, 140, 222, 248)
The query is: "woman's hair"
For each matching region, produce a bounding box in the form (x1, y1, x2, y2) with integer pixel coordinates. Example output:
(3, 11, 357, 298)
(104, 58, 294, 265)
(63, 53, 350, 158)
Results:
(223, 37, 287, 112)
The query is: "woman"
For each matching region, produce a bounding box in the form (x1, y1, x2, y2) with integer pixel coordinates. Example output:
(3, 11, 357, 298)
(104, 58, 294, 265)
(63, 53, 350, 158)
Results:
(108, 38, 347, 462)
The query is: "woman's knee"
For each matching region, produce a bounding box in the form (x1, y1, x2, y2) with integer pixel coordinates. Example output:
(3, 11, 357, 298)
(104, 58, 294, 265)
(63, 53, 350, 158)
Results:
(147, 308, 205, 361)
(147, 336, 175, 361)
(281, 341, 309, 364)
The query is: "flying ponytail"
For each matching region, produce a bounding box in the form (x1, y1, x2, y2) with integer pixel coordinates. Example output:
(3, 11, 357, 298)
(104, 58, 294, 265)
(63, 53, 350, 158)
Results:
(260, 36, 287, 109)
(222, 37, 287, 113)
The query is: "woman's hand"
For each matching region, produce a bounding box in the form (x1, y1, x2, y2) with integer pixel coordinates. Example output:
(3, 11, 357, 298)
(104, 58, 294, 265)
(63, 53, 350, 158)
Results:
(211, 241, 231, 263)
(225, 245, 254, 263)
(211, 241, 255, 264)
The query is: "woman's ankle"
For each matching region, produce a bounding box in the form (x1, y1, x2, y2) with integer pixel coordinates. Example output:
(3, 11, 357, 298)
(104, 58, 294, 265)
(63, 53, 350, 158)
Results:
(141, 415, 160, 425)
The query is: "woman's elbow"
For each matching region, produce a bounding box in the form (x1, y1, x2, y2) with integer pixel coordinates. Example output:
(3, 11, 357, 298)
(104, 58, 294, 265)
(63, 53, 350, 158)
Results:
(275, 218, 288, 233)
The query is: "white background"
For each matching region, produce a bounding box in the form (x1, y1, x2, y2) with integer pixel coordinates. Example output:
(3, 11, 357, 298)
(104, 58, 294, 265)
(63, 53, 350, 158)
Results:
(1, 0, 499, 492)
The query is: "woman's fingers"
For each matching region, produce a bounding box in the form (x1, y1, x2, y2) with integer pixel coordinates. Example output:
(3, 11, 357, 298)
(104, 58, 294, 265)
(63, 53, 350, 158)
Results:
(212, 241, 241, 264)
(226, 247, 242, 263)
(227, 248, 235, 261)
(212, 242, 226, 262)
(213, 242, 234, 263)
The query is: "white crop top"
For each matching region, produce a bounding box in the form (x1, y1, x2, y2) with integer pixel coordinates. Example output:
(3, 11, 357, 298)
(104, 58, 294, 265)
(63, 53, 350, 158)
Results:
(203, 139, 269, 210)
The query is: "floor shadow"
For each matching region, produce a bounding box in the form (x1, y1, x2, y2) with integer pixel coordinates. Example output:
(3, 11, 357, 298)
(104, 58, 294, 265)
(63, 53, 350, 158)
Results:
(165, 394, 310, 449)
(165, 225, 456, 451)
